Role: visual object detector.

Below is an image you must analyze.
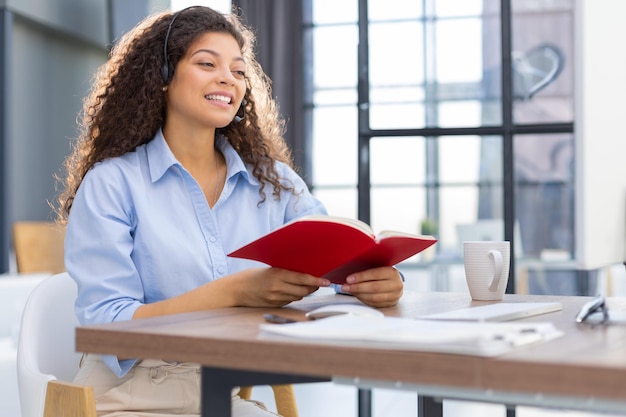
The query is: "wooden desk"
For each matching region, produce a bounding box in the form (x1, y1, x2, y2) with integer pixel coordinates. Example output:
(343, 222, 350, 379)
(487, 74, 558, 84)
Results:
(75, 292, 626, 417)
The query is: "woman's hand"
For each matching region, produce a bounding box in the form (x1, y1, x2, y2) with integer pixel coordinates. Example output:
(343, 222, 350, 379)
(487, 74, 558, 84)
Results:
(234, 267, 331, 307)
(339, 266, 403, 308)
(134, 267, 330, 319)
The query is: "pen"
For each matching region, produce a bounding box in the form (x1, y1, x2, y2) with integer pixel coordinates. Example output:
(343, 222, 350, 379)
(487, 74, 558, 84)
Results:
(492, 327, 541, 347)
(520, 328, 538, 333)
(263, 314, 297, 324)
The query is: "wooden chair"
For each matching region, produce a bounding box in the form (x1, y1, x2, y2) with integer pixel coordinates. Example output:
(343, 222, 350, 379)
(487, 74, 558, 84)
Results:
(239, 385, 299, 417)
(12, 221, 66, 274)
(17, 272, 299, 417)
(43, 381, 96, 417)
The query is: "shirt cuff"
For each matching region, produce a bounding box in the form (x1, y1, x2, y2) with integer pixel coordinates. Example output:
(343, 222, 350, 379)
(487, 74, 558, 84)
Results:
(103, 354, 137, 378)
(394, 267, 406, 282)
(331, 283, 354, 296)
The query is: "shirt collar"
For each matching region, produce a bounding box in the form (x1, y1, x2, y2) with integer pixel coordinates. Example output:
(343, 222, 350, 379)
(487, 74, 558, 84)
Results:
(215, 133, 260, 186)
(146, 130, 259, 186)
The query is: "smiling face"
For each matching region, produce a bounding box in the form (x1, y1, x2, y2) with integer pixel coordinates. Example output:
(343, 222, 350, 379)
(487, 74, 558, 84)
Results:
(164, 31, 246, 131)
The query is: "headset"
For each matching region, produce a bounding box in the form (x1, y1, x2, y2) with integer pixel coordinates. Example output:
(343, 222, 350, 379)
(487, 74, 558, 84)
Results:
(161, 7, 194, 84)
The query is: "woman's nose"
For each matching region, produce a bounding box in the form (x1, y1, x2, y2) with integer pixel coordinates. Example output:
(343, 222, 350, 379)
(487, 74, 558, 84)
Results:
(218, 67, 236, 85)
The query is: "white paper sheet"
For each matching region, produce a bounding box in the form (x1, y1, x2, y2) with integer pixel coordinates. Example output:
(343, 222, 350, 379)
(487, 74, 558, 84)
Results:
(417, 302, 563, 322)
(259, 315, 563, 357)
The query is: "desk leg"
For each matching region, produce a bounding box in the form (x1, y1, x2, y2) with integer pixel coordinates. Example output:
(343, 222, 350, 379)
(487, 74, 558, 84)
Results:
(358, 389, 372, 417)
(418, 395, 442, 417)
(200, 367, 328, 417)
(201, 374, 233, 417)
(576, 269, 592, 295)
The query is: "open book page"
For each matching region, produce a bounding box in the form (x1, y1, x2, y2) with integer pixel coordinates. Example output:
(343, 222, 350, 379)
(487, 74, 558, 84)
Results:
(292, 215, 375, 236)
(377, 229, 435, 241)
(259, 315, 563, 357)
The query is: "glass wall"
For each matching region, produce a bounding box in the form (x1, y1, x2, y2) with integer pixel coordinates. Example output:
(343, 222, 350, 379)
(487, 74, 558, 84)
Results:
(304, 0, 576, 294)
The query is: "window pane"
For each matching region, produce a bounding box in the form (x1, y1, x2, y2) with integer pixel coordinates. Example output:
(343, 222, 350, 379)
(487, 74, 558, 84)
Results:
(514, 133, 574, 260)
(439, 135, 504, 253)
(369, 102, 425, 129)
(368, 0, 422, 21)
(370, 137, 425, 185)
(313, 188, 357, 219)
(369, 21, 424, 86)
(171, 0, 230, 12)
(313, 89, 357, 106)
(364, 11, 502, 129)
(435, 18, 483, 83)
(479, 3, 503, 126)
(313, 25, 358, 88)
(312, 0, 357, 24)
(368, 20, 424, 130)
(312, 106, 357, 185)
(434, 0, 483, 17)
(439, 186, 482, 252)
(370, 86, 424, 104)
(438, 136, 483, 184)
(370, 186, 425, 238)
(511, 0, 574, 123)
(438, 101, 482, 128)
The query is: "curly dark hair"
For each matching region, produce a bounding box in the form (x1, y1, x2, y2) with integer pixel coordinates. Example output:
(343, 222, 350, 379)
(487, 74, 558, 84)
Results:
(56, 6, 295, 222)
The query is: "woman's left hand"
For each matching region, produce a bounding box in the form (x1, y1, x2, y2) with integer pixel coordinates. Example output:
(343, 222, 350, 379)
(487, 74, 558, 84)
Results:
(339, 266, 403, 308)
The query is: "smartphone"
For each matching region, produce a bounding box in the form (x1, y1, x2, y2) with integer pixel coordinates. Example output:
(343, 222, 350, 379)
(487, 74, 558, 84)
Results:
(263, 313, 296, 324)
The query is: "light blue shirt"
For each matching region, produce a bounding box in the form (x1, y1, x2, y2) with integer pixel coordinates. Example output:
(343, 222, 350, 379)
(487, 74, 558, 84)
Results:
(65, 130, 326, 377)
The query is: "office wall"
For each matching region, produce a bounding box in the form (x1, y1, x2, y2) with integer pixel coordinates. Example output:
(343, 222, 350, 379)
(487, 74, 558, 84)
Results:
(0, 0, 168, 272)
(7, 18, 105, 222)
(0, 1, 109, 272)
(574, 0, 626, 269)
(4, 0, 107, 46)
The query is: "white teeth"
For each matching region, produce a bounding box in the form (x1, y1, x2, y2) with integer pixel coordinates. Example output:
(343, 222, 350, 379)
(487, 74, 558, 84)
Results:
(205, 94, 231, 104)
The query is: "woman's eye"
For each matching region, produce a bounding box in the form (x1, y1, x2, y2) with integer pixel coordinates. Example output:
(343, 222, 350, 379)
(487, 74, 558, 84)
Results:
(233, 70, 246, 79)
(200, 62, 215, 68)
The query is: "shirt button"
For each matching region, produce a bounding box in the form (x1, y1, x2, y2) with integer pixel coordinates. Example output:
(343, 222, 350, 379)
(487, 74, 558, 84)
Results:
(209, 236, 217, 243)
(217, 267, 225, 274)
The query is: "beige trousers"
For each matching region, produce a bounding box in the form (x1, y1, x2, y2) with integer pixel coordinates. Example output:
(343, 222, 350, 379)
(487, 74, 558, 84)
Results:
(74, 354, 282, 417)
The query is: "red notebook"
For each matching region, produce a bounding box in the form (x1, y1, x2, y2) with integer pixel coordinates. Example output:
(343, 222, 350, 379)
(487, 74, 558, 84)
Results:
(228, 215, 437, 284)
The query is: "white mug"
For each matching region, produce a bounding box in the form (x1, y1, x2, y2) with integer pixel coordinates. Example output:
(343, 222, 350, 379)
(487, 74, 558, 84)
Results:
(463, 241, 511, 301)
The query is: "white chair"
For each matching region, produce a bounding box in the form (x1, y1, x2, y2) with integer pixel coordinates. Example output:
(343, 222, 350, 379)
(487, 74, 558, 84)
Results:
(16, 272, 96, 417)
(0, 274, 48, 417)
(17, 272, 299, 417)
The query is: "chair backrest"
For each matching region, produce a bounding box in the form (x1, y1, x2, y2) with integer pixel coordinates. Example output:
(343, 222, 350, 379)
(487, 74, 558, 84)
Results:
(13, 221, 66, 274)
(17, 272, 82, 417)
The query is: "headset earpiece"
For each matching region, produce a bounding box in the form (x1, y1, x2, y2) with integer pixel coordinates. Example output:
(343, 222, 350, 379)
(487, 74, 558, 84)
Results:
(161, 63, 171, 84)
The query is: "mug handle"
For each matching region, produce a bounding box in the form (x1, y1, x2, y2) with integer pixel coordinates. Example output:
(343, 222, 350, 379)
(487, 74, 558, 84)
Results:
(487, 250, 503, 292)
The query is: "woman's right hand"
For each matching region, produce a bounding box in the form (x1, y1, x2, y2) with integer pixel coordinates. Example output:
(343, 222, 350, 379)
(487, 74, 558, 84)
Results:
(134, 267, 330, 319)
(231, 267, 331, 307)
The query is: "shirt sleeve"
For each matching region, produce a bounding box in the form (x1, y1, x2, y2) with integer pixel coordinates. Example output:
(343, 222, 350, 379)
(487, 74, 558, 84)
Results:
(65, 163, 143, 377)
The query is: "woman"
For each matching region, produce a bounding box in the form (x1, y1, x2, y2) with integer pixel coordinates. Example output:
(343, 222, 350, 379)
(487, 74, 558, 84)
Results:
(57, 6, 403, 417)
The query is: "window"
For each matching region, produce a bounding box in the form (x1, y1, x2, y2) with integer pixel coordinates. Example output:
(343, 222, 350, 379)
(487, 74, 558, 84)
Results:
(304, 0, 575, 294)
